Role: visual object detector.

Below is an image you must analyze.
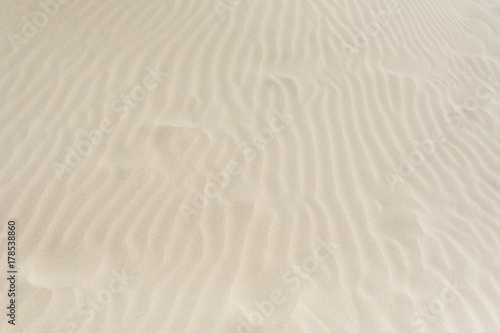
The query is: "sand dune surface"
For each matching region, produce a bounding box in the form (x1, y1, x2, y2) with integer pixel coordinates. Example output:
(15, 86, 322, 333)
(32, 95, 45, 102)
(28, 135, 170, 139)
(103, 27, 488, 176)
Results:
(0, 0, 499, 332)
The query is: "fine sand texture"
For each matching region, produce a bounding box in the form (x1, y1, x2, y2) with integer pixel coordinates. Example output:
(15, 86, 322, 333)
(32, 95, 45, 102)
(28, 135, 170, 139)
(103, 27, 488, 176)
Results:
(1, 0, 499, 332)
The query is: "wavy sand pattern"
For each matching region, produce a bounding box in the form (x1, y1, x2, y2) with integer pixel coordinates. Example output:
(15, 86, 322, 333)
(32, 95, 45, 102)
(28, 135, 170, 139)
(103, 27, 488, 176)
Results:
(0, 0, 499, 332)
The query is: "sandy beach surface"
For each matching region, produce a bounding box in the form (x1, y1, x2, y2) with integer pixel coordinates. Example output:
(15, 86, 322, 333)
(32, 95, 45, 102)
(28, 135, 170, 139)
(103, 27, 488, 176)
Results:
(0, 0, 499, 332)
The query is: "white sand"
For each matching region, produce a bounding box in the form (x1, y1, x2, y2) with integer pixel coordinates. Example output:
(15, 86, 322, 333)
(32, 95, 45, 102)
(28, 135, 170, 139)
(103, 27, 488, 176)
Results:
(1, 0, 499, 332)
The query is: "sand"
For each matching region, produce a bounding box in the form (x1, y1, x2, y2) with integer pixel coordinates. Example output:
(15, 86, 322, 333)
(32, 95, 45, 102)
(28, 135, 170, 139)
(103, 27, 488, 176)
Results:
(0, 0, 499, 332)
